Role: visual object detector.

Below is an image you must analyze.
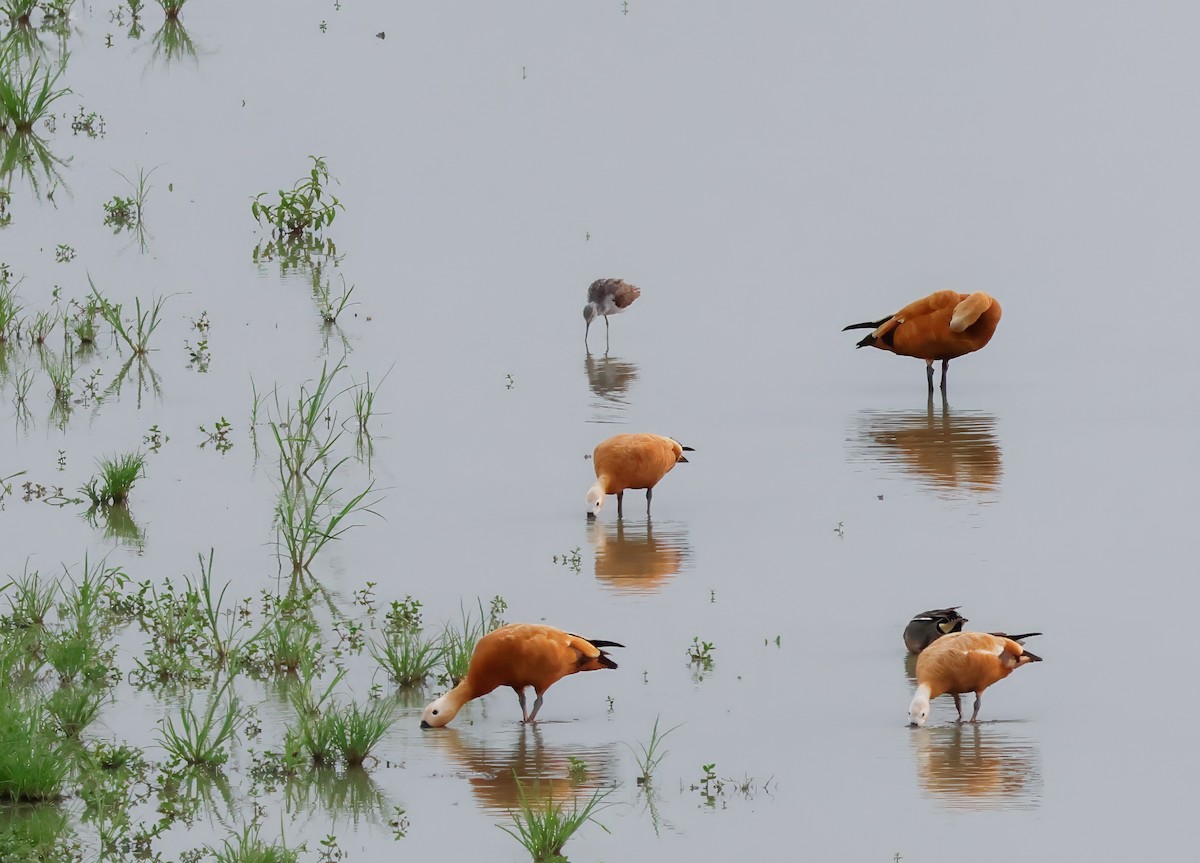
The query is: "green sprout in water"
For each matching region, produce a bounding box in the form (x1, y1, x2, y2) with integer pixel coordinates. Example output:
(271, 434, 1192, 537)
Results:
(498, 775, 612, 863)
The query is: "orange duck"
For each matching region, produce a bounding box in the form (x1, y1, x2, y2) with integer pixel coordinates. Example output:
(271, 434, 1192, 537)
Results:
(586, 433, 692, 519)
(908, 631, 1041, 726)
(420, 624, 622, 727)
(844, 290, 1002, 392)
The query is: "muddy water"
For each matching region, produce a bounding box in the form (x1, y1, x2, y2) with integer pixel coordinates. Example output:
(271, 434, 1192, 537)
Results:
(2, 2, 1199, 861)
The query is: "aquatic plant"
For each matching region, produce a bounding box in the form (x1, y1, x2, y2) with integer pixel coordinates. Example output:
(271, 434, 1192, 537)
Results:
(0, 698, 68, 802)
(89, 278, 166, 355)
(12, 366, 33, 407)
(251, 155, 344, 238)
(687, 636, 715, 669)
(498, 777, 612, 863)
(0, 54, 70, 134)
(626, 715, 680, 786)
(371, 628, 444, 687)
(103, 194, 136, 227)
(209, 824, 299, 863)
(312, 275, 354, 324)
(324, 697, 398, 767)
(80, 451, 145, 506)
(154, 0, 187, 19)
(2, 0, 39, 27)
(0, 279, 23, 340)
(4, 566, 55, 629)
(46, 682, 106, 736)
(26, 308, 57, 343)
(157, 680, 241, 768)
(274, 459, 379, 574)
(111, 164, 159, 224)
(42, 346, 73, 403)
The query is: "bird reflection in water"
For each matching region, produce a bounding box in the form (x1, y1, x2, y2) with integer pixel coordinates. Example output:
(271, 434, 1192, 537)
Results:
(588, 517, 692, 594)
(849, 394, 1003, 500)
(583, 351, 639, 424)
(912, 722, 1042, 810)
(428, 725, 616, 813)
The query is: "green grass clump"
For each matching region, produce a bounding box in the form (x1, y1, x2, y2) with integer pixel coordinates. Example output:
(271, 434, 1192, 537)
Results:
(0, 280, 24, 340)
(209, 824, 299, 863)
(81, 451, 145, 506)
(370, 596, 443, 687)
(89, 279, 166, 356)
(0, 699, 69, 802)
(157, 682, 241, 768)
(498, 777, 612, 863)
(46, 683, 107, 737)
(0, 55, 71, 134)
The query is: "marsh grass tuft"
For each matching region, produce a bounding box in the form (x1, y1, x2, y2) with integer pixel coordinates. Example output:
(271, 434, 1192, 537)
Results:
(209, 824, 299, 863)
(89, 277, 166, 355)
(0, 698, 68, 802)
(157, 680, 241, 768)
(627, 715, 680, 786)
(81, 450, 145, 506)
(0, 279, 23, 340)
(0, 54, 71, 134)
(371, 628, 443, 688)
(498, 776, 612, 863)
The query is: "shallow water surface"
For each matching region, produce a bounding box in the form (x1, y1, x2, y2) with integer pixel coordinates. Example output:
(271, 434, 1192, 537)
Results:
(2, 2, 1199, 862)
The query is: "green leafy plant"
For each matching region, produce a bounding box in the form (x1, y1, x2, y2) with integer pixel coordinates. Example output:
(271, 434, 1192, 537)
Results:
(155, 0, 187, 19)
(371, 628, 444, 688)
(0, 279, 21, 340)
(42, 347, 74, 404)
(0, 699, 68, 802)
(209, 824, 299, 863)
(251, 155, 344, 238)
(103, 194, 136, 227)
(498, 776, 612, 863)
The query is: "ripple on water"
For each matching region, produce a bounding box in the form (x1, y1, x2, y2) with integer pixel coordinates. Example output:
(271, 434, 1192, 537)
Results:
(583, 352, 640, 425)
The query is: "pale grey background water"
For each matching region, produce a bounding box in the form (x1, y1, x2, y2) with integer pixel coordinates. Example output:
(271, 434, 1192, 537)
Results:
(3, 1, 1199, 859)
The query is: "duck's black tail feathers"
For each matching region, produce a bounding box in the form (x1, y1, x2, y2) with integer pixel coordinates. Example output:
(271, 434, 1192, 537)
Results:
(994, 631, 1042, 643)
(842, 316, 891, 332)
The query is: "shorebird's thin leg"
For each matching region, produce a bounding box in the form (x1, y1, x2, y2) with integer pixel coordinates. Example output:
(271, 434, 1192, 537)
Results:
(925, 360, 935, 394)
(514, 687, 529, 722)
(646, 487, 652, 515)
(527, 692, 545, 723)
(940, 359, 949, 392)
(604, 316, 610, 351)
(953, 693, 963, 722)
(970, 693, 982, 722)
(616, 491, 624, 519)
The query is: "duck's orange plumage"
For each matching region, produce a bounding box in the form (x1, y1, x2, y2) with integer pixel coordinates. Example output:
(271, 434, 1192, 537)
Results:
(908, 631, 1041, 726)
(587, 433, 692, 519)
(420, 624, 622, 727)
(844, 290, 1002, 392)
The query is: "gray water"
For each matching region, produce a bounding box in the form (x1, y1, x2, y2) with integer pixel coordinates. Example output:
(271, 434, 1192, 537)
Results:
(2, 1, 1199, 860)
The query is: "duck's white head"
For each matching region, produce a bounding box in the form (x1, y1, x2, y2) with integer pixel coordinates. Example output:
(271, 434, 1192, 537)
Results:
(586, 482, 605, 519)
(908, 686, 931, 727)
(420, 692, 458, 728)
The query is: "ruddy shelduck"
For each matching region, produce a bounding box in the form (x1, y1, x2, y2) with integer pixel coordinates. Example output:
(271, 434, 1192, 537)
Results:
(903, 607, 968, 655)
(844, 290, 1002, 392)
(908, 631, 1042, 726)
(586, 433, 693, 519)
(583, 278, 641, 348)
(420, 624, 622, 728)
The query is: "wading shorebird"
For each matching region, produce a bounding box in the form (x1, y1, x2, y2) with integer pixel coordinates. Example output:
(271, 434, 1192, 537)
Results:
(420, 624, 622, 728)
(908, 631, 1042, 726)
(583, 278, 641, 349)
(586, 433, 693, 520)
(843, 290, 1002, 393)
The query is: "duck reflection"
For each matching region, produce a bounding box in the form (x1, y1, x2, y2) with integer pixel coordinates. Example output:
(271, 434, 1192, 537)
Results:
(583, 351, 639, 424)
(849, 394, 1003, 500)
(588, 518, 691, 594)
(912, 722, 1042, 810)
(429, 725, 616, 813)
